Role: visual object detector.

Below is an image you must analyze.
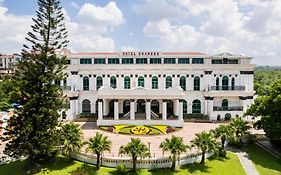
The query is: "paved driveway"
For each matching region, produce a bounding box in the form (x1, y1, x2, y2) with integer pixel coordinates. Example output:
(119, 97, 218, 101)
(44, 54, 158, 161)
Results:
(78, 122, 218, 158)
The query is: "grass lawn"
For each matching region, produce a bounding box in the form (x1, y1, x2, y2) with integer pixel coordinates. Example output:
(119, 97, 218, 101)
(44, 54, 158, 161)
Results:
(244, 143, 281, 175)
(0, 152, 245, 175)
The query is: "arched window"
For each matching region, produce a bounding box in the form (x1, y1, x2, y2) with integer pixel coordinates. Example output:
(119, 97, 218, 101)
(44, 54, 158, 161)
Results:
(182, 100, 187, 114)
(110, 76, 116, 89)
(222, 76, 229, 90)
(222, 99, 228, 110)
(96, 76, 103, 90)
(82, 99, 91, 113)
(231, 77, 235, 90)
(124, 76, 130, 89)
(166, 76, 172, 89)
(216, 77, 219, 90)
(192, 99, 201, 114)
(152, 76, 158, 89)
(180, 76, 186, 91)
(83, 76, 89, 91)
(194, 76, 200, 91)
(138, 76, 145, 87)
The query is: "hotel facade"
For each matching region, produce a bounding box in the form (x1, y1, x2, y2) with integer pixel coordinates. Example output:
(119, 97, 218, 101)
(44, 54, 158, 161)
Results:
(60, 50, 255, 127)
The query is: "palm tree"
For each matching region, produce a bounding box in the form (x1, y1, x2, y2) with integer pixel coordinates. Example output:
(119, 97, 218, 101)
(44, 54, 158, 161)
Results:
(229, 117, 251, 145)
(119, 138, 150, 172)
(159, 135, 189, 171)
(212, 124, 233, 151)
(60, 122, 83, 159)
(191, 131, 219, 164)
(86, 132, 112, 170)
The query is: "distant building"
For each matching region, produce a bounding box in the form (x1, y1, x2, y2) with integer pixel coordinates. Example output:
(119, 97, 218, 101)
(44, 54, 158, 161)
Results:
(0, 54, 22, 78)
(59, 50, 255, 127)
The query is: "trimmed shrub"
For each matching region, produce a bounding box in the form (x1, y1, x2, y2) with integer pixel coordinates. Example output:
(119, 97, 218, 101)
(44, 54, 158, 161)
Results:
(116, 164, 127, 173)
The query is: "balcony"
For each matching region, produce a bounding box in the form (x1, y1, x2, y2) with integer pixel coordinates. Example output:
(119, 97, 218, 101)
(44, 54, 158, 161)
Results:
(213, 106, 243, 111)
(210, 86, 245, 91)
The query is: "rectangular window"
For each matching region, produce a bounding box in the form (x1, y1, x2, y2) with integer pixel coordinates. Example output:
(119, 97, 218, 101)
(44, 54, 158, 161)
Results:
(192, 58, 204, 64)
(136, 58, 147, 64)
(178, 58, 190, 64)
(164, 58, 176, 64)
(228, 59, 239, 64)
(94, 58, 106, 64)
(122, 58, 134, 64)
(108, 58, 119, 64)
(212, 59, 223, 64)
(80, 58, 92, 64)
(150, 58, 161, 64)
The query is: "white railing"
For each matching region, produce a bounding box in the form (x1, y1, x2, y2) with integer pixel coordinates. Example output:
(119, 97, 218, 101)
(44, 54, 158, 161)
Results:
(123, 111, 130, 119)
(151, 110, 159, 119)
(71, 151, 214, 169)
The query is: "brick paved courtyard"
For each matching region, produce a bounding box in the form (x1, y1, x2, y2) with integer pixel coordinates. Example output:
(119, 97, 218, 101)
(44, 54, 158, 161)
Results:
(78, 122, 219, 158)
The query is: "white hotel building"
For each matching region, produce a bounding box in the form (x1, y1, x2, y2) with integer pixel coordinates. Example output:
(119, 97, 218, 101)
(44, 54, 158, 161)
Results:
(60, 50, 255, 127)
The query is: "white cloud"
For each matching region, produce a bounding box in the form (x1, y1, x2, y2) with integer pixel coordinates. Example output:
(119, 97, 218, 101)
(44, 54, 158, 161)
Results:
(138, 0, 281, 65)
(0, 1, 125, 53)
(78, 2, 124, 26)
(0, 6, 32, 54)
(122, 46, 136, 52)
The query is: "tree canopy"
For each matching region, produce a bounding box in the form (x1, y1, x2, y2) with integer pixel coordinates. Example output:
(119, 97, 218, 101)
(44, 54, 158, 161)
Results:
(245, 79, 281, 142)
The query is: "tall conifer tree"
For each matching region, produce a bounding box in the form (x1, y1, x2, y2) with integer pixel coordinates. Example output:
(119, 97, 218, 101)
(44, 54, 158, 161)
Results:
(1, 0, 68, 164)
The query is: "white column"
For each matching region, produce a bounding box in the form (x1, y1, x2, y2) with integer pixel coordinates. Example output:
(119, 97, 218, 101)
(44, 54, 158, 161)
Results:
(98, 101, 103, 120)
(205, 100, 208, 115)
(91, 101, 95, 114)
(174, 99, 179, 116)
(103, 99, 109, 116)
(75, 99, 79, 114)
(130, 100, 135, 120)
(179, 102, 183, 120)
(114, 100, 119, 120)
(162, 101, 167, 120)
(146, 100, 151, 120)
(70, 99, 76, 115)
(187, 102, 192, 114)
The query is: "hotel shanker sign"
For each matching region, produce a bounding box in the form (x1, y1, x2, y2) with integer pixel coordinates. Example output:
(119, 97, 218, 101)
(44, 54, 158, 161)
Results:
(122, 51, 160, 56)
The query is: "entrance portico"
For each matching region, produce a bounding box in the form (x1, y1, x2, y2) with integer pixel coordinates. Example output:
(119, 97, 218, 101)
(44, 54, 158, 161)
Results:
(96, 86, 185, 127)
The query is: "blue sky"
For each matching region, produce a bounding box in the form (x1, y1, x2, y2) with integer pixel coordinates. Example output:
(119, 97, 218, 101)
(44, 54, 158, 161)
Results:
(1, 0, 281, 65)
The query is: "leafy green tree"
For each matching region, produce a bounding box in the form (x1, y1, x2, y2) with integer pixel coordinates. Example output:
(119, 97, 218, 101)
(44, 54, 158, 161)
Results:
(60, 122, 83, 159)
(1, 0, 68, 165)
(191, 131, 219, 164)
(85, 132, 111, 170)
(119, 138, 150, 172)
(0, 75, 14, 111)
(245, 79, 281, 142)
(160, 135, 189, 171)
(212, 124, 233, 156)
(229, 117, 251, 145)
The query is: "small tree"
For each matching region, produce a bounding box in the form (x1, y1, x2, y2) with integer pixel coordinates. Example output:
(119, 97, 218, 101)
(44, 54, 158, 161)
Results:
(229, 117, 251, 145)
(212, 124, 233, 156)
(191, 131, 219, 164)
(60, 122, 83, 159)
(119, 138, 150, 172)
(160, 135, 189, 171)
(85, 132, 111, 170)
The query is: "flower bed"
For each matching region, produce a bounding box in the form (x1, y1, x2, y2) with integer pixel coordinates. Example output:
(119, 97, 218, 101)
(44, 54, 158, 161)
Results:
(99, 125, 180, 135)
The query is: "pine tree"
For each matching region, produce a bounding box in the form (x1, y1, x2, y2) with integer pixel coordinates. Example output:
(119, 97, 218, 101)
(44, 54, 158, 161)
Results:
(1, 0, 68, 165)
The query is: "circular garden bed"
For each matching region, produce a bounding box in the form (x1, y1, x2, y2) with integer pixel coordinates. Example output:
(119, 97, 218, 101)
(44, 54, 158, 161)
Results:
(99, 125, 181, 135)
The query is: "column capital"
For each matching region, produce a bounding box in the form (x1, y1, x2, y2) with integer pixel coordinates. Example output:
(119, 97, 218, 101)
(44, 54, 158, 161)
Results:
(146, 99, 151, 102)
(113, 99, 119, 102)
(204, 96, 214, 100)
(97, 99, 103, 102)
(130, 99, 135, 102)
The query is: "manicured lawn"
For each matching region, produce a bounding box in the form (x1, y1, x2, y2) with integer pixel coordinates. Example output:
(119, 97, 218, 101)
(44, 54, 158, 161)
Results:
(244, 143, 281, 175)
(0, 152, 245, 175)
